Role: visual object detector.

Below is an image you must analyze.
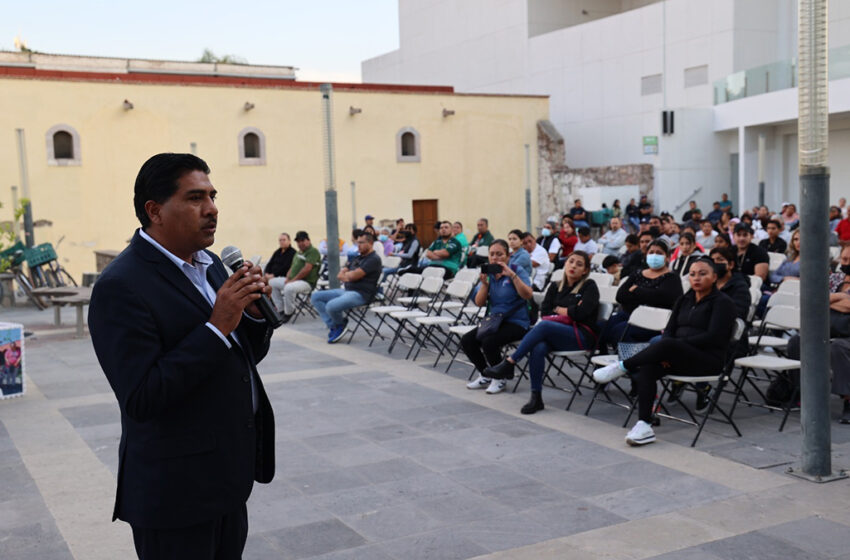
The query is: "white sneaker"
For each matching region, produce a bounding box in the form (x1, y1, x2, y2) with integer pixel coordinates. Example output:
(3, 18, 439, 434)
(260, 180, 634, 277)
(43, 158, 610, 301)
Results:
(593, 362, 627, 384)
(625, 420, 656, 446)
(485, 379, 507, 394)
(466, 375, 491, 390)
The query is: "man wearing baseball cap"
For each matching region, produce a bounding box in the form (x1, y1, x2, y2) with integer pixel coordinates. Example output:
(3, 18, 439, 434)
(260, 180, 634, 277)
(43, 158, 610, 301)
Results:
(364, 214, 375, 228)
(733, 222, 769, 282)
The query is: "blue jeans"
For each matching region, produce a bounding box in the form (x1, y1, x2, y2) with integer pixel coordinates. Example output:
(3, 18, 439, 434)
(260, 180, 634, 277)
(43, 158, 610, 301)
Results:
(310, 289, 367, 329)
(510, 320, 593, 392)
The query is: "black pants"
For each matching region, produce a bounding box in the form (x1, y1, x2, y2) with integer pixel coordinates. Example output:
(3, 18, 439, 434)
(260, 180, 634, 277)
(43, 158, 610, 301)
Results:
(131, 504, 248, 560)
(461, 322, 528, 374)
(623, 338, 721, 423)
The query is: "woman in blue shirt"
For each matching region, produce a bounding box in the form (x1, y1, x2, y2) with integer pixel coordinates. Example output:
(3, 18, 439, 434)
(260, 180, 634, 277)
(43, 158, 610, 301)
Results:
(463, 239, 533, 395)
(507, 229, 533, 277)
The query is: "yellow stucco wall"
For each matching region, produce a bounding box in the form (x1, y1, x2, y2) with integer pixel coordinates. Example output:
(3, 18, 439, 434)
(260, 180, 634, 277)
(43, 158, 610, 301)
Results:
(0, 76, 547, 279)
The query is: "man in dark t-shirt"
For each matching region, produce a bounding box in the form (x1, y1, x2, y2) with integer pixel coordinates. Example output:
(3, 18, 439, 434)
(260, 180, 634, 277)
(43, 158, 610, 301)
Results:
(311, 233, 382, 343)
(264, 233, 296, 280)
(758, 219, 788, 254)
(733, 223, 769, 282)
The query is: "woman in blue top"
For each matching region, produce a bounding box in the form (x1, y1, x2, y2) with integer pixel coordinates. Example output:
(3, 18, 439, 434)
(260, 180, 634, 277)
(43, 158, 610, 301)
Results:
(507, 229, 533, 278)
(463, 239, 533, 394)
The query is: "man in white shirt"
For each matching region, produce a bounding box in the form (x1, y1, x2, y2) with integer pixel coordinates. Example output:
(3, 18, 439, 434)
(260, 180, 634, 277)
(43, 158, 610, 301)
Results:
(599, 217, 627, 256)
(574, 226, 598, 256)
(521, 232, 551, 291)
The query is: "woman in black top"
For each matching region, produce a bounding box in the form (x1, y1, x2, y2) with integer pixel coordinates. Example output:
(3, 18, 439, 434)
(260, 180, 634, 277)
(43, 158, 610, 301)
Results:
(264, 233, 296, 280)
(709, 246, 752, 320)
(671, 232, 703, 276)
(600, 240, 683, 349)
(594, 258, 736, 446)
(484, 252, 599, 414)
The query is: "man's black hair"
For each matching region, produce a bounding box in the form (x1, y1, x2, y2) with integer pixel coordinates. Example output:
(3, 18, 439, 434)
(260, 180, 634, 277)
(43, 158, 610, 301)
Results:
(521, 231, 535, 240)
(352, 228, 364, 238)
(625, 234, 639, 245)
(359, 232, 375, 244)
(134, 153, 210, 228)
(577, 226, 591, 236)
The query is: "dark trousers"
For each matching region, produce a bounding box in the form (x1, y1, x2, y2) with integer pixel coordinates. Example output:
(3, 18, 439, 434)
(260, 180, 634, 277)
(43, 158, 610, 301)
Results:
(461, 322, 528, 374)
(131, 504, 248, 560)
(623, 338, 720, 423)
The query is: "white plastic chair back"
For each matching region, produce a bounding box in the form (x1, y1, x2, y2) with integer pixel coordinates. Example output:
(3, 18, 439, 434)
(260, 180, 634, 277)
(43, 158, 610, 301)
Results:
(382, 255, 401, 268)
(549, 269, 564, 285)
(776, 278, 800, 295)
(749, 286, 762, 306)
(597, 284, 619, 304)
(476, 245, 490, 257)
(422, 267, 446, 280)
(598, 301, 615, 322)
(445, 280, 472, 299)
(397, 273, 423, 291)
(767, 292, 799, 310)
(681, 276, 692, 293)
(372, 242, 385, 257)
(454, 268, 480, 284)
(763, 305, 800, 331)
(768, 252, 786, 272)
(628, 305, 672, 332)
(731, 318, 746, 343)
(589, 272, 613, 287)
(591, 253, 607, 268)
(339, 255, 349, 267)
(420, 276, 445, 295)
(830, 246, 840, 260)
(748, 275, 763, 290)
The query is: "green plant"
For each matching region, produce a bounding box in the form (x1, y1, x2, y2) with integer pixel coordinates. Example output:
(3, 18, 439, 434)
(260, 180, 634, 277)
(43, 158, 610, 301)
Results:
(0, 200, 29, 273)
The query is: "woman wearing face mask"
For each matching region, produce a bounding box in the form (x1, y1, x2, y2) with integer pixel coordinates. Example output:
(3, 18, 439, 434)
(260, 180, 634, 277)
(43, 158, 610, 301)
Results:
(378, 228, 394, 256)
(484, 252, 599, 414)
(599, 240, 684, 350)
(507, 229, 533, 277)
(536, 221, 562, 263)
(594, 258, 736, 445)
(709, 246, 752, 320)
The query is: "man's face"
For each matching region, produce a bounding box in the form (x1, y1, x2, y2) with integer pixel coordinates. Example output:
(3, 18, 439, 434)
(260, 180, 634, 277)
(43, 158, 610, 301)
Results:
(831, 208, 840, 220)
(477, 220, 487, 233)
(365, 218, 374, 226)
(758, 206, 769, 219)
(579, 232, 590, 242)
(357, 236, 372, 255)
(692, 211, 702, 221)
(147, 170, 218, 259)
(296, 238, 311, 252)
(574, 200, 582, 208)
(689, 201, 696, 209)
(701, 222, 713, 235)
(766, 223, 779, 238)
(639, 235, 652, 253)
(841, 198, 847, 208)
(610, 218, 621, 230)
(661, 220, 672, 234)
(722, 194, 728, 201)
(649, 218, 661, 230)
(521, 236, 535, 252)
(452, 223, 462, 236)
(279, 234, 291, 250)
(734, 230, 752, 250)
(439, 222, 452, 238)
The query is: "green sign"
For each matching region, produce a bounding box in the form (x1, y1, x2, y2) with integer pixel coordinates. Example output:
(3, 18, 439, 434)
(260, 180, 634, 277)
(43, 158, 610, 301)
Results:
(643, 136, 658, 155)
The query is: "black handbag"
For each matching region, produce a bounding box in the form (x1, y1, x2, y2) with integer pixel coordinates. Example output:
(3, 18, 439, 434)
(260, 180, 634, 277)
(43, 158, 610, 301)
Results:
(476, 300, 526, 340)
(830, 309, 850, 338)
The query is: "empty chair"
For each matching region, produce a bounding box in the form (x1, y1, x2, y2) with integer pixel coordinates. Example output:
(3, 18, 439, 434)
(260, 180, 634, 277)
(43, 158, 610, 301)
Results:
(589, 272, 614, 287)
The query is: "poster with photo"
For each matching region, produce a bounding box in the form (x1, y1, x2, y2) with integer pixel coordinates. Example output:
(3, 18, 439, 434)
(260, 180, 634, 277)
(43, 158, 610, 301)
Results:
(0, 322, 24, 400)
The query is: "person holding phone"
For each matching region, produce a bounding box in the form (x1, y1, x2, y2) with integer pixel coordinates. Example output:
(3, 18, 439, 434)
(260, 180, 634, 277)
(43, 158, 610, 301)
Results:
(462, 240, 533, 395)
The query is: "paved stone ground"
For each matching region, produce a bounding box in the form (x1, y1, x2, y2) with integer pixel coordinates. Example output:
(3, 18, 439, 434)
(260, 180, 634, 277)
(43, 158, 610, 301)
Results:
(1, 303, 850, 559)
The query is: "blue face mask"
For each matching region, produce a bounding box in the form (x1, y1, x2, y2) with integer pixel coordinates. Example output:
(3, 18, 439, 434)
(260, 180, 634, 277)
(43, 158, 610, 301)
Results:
(646, 254, 666, 270)
(378, 234, 388, 242)
(541, 228, 552, 237)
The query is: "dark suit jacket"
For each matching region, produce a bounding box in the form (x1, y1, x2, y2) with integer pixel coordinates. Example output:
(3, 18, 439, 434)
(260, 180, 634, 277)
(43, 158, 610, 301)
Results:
(88, 231, 275, 529)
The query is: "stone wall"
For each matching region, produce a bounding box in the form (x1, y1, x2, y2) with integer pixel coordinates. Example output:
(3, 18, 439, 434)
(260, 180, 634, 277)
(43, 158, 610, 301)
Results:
(537, 120, 653, 221)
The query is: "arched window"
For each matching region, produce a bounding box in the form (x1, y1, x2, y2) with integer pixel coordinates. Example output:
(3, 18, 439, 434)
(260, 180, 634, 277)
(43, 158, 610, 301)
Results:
(396, 127, 421, 162)
(238, 127, 266, 165)
(45, 124, 81, 166)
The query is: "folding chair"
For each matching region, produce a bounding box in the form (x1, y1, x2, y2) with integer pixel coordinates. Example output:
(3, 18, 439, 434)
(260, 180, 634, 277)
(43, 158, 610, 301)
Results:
(767, 252, 786, 272)
(623, 319, 747, 446)
(588, 272, 614, 287)
(747, 304, 799, 356)
(384, 276, 445, 353)
(367, 273, 424, 347)
(288, 287, 318, 324)
(748, 275, 764, 291)
(590, 252, 607, 269)
(586, 305, 672, 416)
(405, 280, 474, 361)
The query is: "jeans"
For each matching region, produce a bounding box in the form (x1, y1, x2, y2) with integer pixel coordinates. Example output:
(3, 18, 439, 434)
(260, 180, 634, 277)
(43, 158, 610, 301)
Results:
(510, 320, 593, 392)
(310, 289, 367, 329)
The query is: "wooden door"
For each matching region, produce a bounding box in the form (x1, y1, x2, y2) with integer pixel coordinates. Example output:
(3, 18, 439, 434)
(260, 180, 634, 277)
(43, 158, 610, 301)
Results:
(412, 199, 439, 248)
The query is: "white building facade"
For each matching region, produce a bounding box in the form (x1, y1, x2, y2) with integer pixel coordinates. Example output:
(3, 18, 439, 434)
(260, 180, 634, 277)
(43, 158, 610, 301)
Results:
(364, 0, 850, 216)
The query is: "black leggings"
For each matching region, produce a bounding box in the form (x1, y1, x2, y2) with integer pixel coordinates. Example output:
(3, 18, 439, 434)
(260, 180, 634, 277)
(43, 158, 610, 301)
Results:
(623, 338, 721, 423)
(461, 322, 528, 374)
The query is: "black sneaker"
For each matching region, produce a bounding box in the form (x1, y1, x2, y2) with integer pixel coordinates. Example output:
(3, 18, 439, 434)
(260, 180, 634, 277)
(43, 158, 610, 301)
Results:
(695, 386, 712, 414)
(484, 359, 515, 380)
(280, 313, 293, 325)
(666, 381, 685, 403)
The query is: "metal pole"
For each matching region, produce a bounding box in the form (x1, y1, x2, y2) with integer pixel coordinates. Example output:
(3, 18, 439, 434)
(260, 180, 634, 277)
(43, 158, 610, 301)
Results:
(321, 84, 341, 289)
(10, 186, 19, 241)
(15, 129, 34, 248)
(525, 144, 532, 232)
(350, 181, 357, 230)
(758, 133, 766, 207)
(795, 0, 841, 481)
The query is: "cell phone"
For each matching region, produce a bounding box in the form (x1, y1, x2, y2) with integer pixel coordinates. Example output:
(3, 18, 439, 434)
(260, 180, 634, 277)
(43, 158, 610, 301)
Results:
(480, 263, 503, 275)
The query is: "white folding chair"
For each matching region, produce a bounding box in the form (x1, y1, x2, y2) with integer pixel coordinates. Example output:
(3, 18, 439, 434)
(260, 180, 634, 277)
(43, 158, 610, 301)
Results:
(747, 304, 799, 354)
(767, 252, 786, 272)
(748, 275, 763, 291)
(367, 273, 424, 347)
(406, 280, 474, 361)
(776, 278, 800, 295)
(589, 272, 614, 287)
(385, 277, 445, 353)
(591, 252, 607, 269)
(681, 276, 691, 293)
(476, 245, 489, 257)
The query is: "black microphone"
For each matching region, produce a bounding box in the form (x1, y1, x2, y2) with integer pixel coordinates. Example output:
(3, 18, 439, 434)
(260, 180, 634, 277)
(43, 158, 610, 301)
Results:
(221, 245, 284, 328)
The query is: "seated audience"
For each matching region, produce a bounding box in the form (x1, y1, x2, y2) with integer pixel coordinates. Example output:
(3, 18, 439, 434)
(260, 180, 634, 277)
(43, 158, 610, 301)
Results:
(453, 221, 469, 248)
(484, 252, 600, 414)
(404, 221, 463, 278)
(522, 232, 551, 291)
(570, 199, 590, 229)
(271, 231, 321, 323)
(671, 232, 703, 276)
(536, 220, 562, 263)
(733, 223, 769, 283)
(768, 229, 801, 288)
(467, 218, 495, 267)
(709, 246, 752, 320)
(594, 257, 736, 445)
(714, 232, 732, 250)
(621, 232, 650, 278)
(311, 232, 382, 343)
(600, 217, 627, 256)
(696, 219, 717, 250)
(378, 227, 394, 256)
(508, 229, 533, 277)
(464, 240, 533, 394)
(602, 255, 622, 285)
(558, 216, 578, 261)
(759, 219, 788, 253)
(707, 201, 724, 225)
(383, 225, 420, 280)
(574, 226, 598, 256)
(264, 232, 296, 283)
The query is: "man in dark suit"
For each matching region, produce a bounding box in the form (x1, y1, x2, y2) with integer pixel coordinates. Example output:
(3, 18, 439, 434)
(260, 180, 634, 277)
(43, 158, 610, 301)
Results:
(89, 153, 275, 559)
